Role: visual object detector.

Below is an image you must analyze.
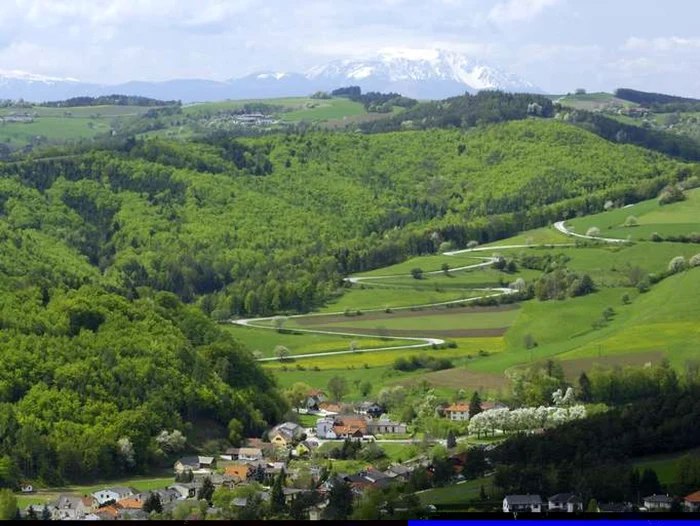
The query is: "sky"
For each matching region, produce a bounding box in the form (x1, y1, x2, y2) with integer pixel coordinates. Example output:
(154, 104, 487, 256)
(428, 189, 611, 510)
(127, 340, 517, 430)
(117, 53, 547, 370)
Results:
(0, 0, 698, 96)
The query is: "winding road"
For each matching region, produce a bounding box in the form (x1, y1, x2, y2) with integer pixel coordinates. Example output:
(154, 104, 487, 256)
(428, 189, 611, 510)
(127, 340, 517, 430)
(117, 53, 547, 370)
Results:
(553, 220, 628, 244)
(232, 221, 623, 362)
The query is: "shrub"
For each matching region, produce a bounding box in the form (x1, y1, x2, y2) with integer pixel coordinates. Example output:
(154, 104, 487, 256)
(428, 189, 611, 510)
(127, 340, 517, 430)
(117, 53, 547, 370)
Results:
(691, 254, 700, 268)
(668, 256, 687, 274)
(411, 268, 424, 280)
(621, 293, 631, 305)
(650, 232, 664, 242)
(467, 240, 479, 249)
(586, 227, 601, 237)
(624, 215, 638, 227)
(392, 355, 453, 372)
(602, 307, 615, 321)
(658, 184, 686, 205)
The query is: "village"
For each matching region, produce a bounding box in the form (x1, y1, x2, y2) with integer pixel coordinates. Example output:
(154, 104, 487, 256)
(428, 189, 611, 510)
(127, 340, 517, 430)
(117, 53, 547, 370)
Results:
(27, 391, 441, 520)
(18, 390, 700, 519)
(15, 389, 700, 520)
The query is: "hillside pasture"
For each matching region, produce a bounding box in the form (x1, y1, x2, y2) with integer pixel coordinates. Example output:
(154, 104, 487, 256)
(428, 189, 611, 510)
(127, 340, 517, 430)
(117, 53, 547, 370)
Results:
(567, 188, 700, 241)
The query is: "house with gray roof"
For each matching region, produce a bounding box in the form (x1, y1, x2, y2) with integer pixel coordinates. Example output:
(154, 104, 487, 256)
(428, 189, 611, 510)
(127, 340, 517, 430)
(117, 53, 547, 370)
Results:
(503, 495, 543, 513)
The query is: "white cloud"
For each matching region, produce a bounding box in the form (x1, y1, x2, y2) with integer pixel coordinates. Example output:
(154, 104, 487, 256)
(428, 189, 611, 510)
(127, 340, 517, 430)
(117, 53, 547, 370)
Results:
(623, 36, 700, 51)
(487, 0, 559, 24)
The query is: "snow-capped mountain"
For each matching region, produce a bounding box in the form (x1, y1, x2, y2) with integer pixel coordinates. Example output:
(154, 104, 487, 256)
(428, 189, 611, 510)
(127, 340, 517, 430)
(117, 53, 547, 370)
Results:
(0, 70, 90, 101)
(304, 49, 538, 98)
(0, 50, 540, 103)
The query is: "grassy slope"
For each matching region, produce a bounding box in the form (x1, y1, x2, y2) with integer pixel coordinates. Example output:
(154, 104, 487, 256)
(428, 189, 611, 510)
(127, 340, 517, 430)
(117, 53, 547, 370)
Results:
(314, 308, 520, 331)
(318, 287, 479, 313)
(567, 188, 700, 240)
(223, 324, 415, 358)
(557, 92, 639, 110)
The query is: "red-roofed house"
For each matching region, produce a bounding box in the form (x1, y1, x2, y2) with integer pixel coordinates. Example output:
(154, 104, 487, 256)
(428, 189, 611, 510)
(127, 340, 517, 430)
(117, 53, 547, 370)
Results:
(94, 505, 119, 519)
(684, 490, 700, 512)
(444, 404, 469, 421)
(444, 401, 508, 421)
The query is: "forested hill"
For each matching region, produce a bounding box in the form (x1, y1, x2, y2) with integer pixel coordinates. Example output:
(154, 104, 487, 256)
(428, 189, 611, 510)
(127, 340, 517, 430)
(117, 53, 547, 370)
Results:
(361, 91, 555, 133)
(0, 117, 696, 484)
(0, 119, 693, 320)
(359, 90, 700, 162)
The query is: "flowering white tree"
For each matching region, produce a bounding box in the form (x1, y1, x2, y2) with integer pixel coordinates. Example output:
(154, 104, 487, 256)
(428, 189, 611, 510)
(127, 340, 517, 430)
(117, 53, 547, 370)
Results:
(510, 278, 527, 292)
(468, 404, 587, 436)
(552, 387, 575, 407)
(118, 437, 135, 466)
(156, 430, 187, 455)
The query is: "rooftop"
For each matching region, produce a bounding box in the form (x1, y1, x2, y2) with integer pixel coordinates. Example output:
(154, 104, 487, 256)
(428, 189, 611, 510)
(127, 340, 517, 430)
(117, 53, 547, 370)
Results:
(504, 494, 543, 505)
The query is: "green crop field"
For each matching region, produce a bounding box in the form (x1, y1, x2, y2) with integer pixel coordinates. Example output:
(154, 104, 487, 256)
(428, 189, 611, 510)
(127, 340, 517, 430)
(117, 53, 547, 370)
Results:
(318, 287, 480, 313)
(280, 98, 367, 122)
(312, 308, 520, 332)
(223, 324, 415, 357)
(557, 92, 639, 111)
(418, 476, 495, 506)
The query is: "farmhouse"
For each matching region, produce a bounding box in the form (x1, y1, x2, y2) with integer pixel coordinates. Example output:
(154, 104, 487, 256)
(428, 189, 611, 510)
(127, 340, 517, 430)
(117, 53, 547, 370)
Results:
(444, 403, 470, 421)
(503, 494, 543, 513)
(548, 493, 584, 513)
(332, 415, 369, 439)
(643, 494, 673, 510)
(92, 487, 134, 506)
(684, 490, 700, 512)
(445, 401, 508, 421)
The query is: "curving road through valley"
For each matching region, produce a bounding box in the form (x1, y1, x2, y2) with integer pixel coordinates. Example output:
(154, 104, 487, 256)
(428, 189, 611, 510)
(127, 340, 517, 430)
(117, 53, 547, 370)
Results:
(232, 221, 623, 362)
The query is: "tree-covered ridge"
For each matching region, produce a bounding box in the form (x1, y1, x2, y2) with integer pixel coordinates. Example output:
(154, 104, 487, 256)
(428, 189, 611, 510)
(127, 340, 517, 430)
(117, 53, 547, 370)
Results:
(615, 88, 700, 107)
(360, 90, 555, 133)
(556, 107, 700, 161)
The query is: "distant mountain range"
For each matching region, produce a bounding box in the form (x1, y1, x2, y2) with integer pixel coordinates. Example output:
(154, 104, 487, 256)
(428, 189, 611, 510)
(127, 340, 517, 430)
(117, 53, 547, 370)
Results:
(0, 49, 541, 103)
